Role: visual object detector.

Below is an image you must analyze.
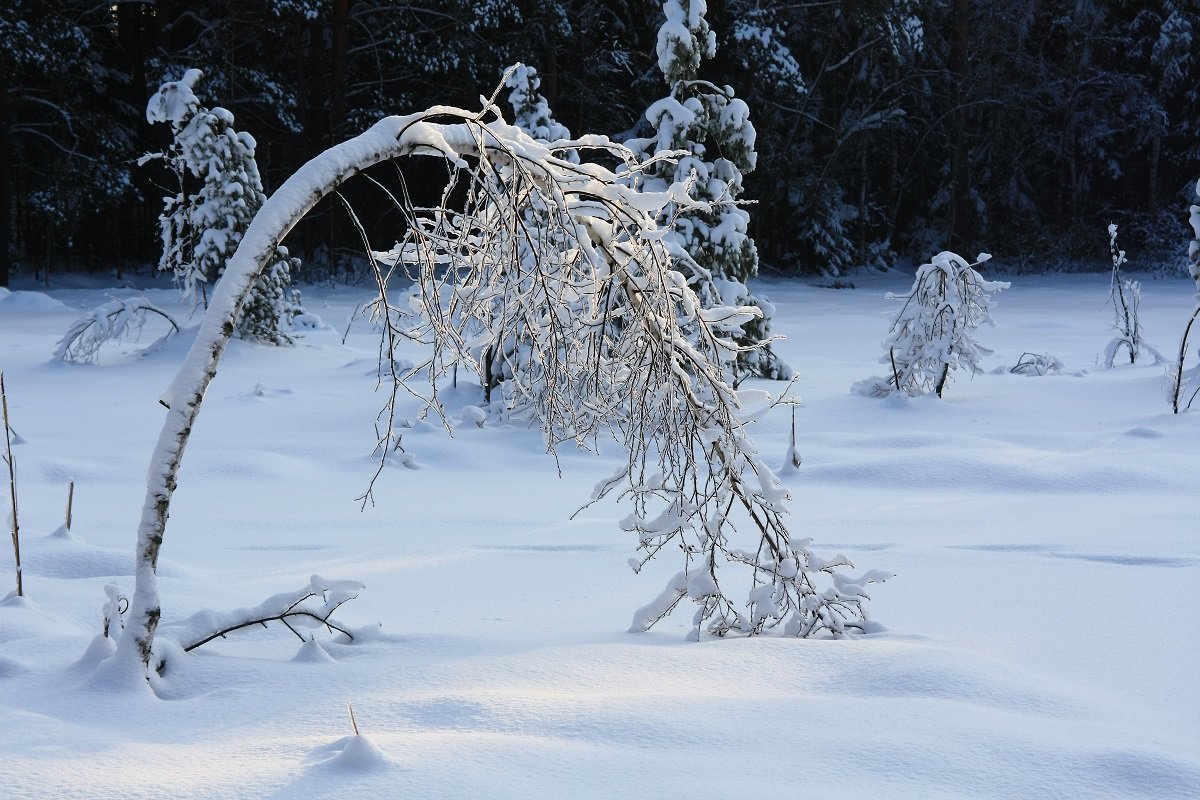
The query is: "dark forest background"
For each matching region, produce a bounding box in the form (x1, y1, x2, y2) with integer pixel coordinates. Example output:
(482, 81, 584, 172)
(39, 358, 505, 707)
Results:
(2, 0, 1198, 288)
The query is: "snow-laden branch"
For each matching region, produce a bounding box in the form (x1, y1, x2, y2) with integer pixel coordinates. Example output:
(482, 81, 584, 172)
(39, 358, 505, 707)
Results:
(112, 95, 883, 680)
(167, 575, 363, 655)
(53, 297, 180, 364)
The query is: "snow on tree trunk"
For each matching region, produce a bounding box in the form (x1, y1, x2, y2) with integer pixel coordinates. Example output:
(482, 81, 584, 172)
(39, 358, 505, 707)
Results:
(114, 101, 883, 679)
(117, 112, 438, 673)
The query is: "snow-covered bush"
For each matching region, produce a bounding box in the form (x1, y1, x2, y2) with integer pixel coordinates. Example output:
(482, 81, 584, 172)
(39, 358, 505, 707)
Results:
(1008, 352, 1064, 377)
(855, 251, 1008, 398)
(143, 69, 303, 344)
(625, 0, 789, 382)
(53, 297, 180, 364)
(113, 97, 885, 678)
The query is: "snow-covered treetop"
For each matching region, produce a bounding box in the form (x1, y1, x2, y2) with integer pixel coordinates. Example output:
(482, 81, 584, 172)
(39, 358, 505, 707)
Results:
(146, 68, 204, 128)
(269, 0, 322, 19)
(885, 0, 925, 59)
(1188, 179, 1200, 291)
(504, 64, 572, 144)
(1152, 7, 1193, 92)
(657, 0, 716, 84)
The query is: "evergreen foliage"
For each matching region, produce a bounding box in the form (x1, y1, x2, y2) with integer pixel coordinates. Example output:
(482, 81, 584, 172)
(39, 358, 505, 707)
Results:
(144, 70, 302, 344)
(2, 2, 1199, 285)
(627, 0, 789, 381)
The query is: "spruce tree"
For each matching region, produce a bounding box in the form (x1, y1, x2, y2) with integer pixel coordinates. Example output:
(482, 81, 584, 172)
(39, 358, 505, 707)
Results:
(504, 64, 573, 149)
(144, 69, 302, 344)
(626, 0, 789, 381)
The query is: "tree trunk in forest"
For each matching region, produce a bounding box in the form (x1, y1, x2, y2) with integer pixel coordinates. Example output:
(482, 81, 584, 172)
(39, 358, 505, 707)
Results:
(0, 76, 10, 288)
(948, 0, 971, 253)
(331, 0, 348, 144)
(1148, 134, 1161, 208)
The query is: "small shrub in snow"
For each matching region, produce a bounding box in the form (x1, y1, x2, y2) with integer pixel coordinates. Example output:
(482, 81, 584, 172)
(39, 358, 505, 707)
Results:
(53, 296, 180, 364)
(101, 583, 128, 639)
(855, 251, 1008, 398)
(1009, 352, 1064, 377)
(1170, 180, 1200, 413)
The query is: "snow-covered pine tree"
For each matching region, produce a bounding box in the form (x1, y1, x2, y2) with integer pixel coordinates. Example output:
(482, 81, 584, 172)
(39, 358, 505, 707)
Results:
(144, 69, 302, 344)
(626, 0, 790, 382)
(504, 64, 574, 156)
(855, 251, 1008, 398)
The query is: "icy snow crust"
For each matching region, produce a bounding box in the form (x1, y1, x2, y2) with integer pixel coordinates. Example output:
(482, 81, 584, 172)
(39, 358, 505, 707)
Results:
(0, 271, 1198, 797)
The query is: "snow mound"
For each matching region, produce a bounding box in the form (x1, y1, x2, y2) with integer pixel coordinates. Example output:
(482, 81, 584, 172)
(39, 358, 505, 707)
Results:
(0, 291, 68, 311)
(0, 654, 28, 679)
(292, 638, 337, 664)
(308, 735, 393, 771)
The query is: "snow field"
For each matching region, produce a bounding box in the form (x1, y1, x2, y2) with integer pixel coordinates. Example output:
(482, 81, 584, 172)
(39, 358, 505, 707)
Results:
(0, 270, 1197, 798)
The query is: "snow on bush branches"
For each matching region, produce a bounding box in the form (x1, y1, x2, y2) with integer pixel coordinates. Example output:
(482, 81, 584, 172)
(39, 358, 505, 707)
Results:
(53, 296, 180, 364)
(112, 90, 887, 679)
(856, 251, 1008, 398)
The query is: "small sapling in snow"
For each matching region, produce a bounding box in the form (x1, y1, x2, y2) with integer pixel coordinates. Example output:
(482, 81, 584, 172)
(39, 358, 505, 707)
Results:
(102, 583, 128, 639)
(1, 373, 21, 597)
(855, 251, 1008, 398)
(1170, 181, 1200, 413)
(1103, 224, 1163, 368)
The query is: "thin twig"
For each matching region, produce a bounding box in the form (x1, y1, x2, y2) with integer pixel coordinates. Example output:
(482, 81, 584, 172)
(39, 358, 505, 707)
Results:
(1, 374, 22, 597)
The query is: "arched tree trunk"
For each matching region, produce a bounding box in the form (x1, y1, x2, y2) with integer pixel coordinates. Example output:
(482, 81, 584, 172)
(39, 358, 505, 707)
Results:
(115, 111, 492, 674)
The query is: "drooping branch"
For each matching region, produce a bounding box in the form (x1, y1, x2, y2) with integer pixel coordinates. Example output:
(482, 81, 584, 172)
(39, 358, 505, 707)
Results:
(114, 88, 885, 678)
(115, 102, 689, 673)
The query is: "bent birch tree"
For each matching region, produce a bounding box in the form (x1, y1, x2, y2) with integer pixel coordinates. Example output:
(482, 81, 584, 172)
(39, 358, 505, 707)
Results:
(112, 97, 885, 679)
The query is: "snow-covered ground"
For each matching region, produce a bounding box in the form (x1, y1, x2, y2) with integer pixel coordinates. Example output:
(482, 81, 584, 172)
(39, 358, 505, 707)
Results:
(0, 268, 1197, 799)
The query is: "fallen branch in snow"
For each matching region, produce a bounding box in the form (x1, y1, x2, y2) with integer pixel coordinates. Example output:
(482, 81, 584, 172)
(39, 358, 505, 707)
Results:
(171, 576, 363, 654)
